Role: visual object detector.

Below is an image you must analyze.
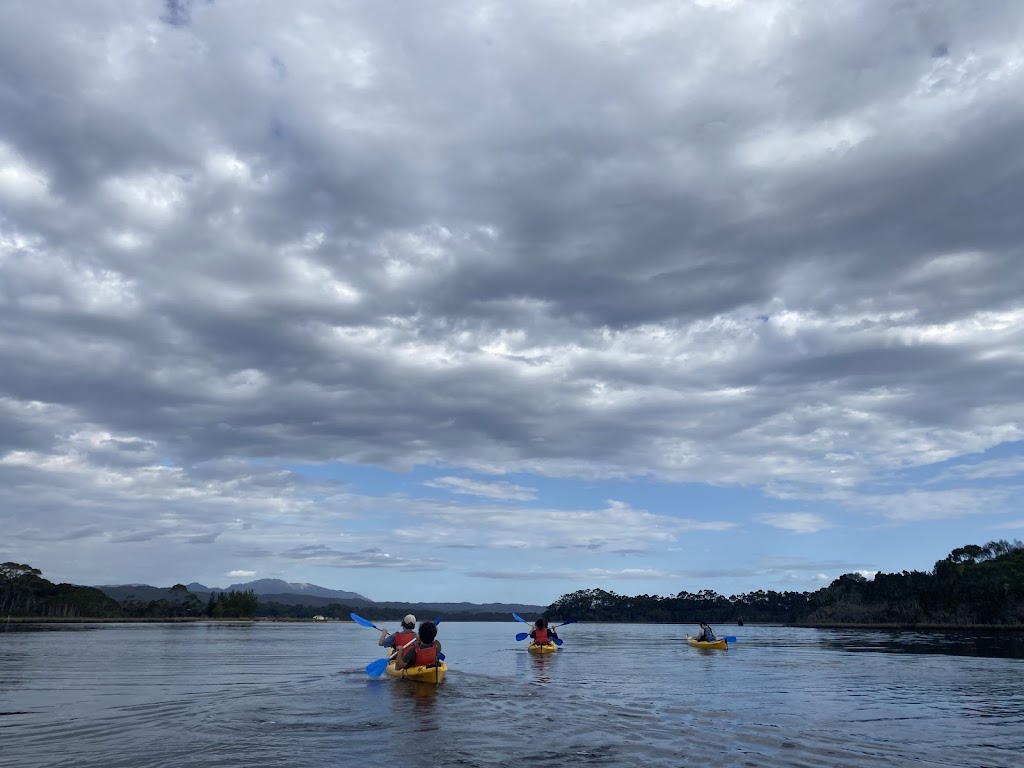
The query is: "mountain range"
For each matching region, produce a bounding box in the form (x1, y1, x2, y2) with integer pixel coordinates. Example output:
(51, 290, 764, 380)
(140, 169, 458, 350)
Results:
(93, 578, 546, 615)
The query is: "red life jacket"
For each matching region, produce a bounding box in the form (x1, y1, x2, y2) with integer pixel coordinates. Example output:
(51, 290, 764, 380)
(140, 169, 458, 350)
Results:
(533, 627, 549, 644)
(411, 641, 438, 667)
(394, 630, 415, 649)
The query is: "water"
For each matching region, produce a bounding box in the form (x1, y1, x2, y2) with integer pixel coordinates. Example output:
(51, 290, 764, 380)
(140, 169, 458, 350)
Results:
(1, 622, 1021, 767)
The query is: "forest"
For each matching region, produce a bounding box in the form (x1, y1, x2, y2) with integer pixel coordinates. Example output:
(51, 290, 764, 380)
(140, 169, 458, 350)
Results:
(0, 563, 258, 620)
(3, 540, 1022, 626)
(544, 540, 1024, 626)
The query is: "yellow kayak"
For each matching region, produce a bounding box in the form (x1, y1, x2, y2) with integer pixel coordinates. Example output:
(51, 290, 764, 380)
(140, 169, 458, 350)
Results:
(527, 642, 557, 654)
(686, 635, 727, 650)
(386, 660, 448, 683)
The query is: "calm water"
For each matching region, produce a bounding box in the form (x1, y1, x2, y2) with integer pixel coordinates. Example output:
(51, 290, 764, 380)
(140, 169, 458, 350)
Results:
(1, 622, 1021, 768)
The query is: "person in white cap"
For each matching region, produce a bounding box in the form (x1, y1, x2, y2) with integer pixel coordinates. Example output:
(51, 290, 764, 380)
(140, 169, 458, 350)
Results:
(378, 614, 417, 651)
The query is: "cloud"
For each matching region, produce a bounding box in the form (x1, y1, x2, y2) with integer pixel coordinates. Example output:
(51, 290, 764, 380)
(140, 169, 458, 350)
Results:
(2, 0, 1024, 600)
(392, 499, 736, 553)
(228, 570, 256, 578)
(846, 488, 1017, 523)
(757, 512, 831, 534)
(277, 545, 446, 571)
(424, 476, 537, 501)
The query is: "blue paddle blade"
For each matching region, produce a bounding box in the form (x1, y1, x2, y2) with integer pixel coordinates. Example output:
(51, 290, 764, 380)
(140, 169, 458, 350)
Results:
(553, 637, 563, 646)
(512, 612, 527, 623)
(433, 616, 443, 626)
(516, 632, 529, 641)
(366, 657, 389, 677)
(350, 612, 379, 630)
(438, 652, 446, 661)
(724, 636, 737, 643)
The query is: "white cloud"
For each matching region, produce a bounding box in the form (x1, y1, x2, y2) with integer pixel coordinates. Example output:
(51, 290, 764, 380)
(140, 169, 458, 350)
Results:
(757, 513, 831, 534)
(424, 476, 537, 501)
(228, 570, 256, 578)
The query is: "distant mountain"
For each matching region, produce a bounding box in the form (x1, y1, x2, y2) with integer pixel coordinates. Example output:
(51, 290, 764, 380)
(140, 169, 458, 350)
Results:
(94, 579, 545, 615)
(184, 578, 369, 601)
(95, 584, 191, 603)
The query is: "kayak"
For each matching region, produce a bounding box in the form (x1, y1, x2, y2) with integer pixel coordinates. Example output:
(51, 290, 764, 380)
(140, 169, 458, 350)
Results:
(686, 635, 727, 650)
(385, 659, 448, 683)
(528, 642, 557, 654)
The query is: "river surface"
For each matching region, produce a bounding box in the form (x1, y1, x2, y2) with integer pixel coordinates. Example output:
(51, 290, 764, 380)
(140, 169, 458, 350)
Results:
(1, 621, 1021, 767)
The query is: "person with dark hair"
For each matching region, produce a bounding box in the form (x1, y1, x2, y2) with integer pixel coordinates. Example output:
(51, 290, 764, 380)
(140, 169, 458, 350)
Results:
(529, 617, 559, 647)
(695, 622, 717, 642)
(379, 614, 417, 651)
(395, 620, 442, 670)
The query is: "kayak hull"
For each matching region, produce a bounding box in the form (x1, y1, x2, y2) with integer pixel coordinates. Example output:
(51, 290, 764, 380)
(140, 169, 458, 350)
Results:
(527, 642, 557, 654)
(385, 661, 448, 683)
(686, 635, 727, 650)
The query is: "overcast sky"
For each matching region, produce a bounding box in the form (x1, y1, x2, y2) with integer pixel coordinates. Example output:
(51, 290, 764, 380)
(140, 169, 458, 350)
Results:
(2, 0, 1023, 606)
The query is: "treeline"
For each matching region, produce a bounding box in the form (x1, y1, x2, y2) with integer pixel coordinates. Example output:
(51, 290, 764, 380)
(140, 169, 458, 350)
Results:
(1, 564, 122, 619)
(1, 563, 515, 622)
(545, 540, 1024, 627)
(7, 540, 1022, 626)
(258, 601, 522, 622)
(122, 587, 259, 619)
(1, 564, 258, 620)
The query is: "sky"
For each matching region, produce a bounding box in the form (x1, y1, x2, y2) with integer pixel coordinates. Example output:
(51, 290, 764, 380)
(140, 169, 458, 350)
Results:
(2, 0, 1023, 606)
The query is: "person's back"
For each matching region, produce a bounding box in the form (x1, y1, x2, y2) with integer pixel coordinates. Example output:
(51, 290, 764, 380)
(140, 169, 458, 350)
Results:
(530, 618, 555, 645)
(380, 614, 417, 650)
(697, 623, 716, 642)
(396, 621, 442, 669)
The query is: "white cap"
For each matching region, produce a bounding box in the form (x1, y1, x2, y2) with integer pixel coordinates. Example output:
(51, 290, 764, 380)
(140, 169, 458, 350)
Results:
(403, 614, 416, 625)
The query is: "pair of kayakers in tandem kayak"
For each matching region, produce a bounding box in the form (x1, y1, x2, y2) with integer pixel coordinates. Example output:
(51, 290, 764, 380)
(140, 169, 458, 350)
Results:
(378, 614, 445, 678)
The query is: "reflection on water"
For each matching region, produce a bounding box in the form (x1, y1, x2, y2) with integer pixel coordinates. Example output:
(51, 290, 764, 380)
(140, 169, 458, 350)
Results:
(529, 650, 555, 685)
(821, 629, 1024, 659)
(1, 622, 1021, 768)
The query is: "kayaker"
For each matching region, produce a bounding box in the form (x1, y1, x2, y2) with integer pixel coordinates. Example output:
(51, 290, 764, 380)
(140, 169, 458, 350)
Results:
(379, 614, 417, 651)
(395, 620, 442, 670)
(695, 622, 717, 642)
(529, 618, 558, 646)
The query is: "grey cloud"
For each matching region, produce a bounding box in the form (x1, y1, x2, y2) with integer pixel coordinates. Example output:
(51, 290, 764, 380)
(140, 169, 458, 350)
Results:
(278, 545, 445, 570)
(2, 0, 1023, 589)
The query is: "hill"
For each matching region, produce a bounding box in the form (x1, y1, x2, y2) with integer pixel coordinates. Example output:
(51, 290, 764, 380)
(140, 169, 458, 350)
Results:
(93, 579, 545, 616)
(184, 579, 369, 602)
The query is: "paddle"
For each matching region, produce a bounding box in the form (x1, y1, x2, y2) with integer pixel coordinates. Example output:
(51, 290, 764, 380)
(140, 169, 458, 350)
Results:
(704, 625, 736, 643)
(350, 612, 382, 630)
(687, 631, 737, 644)
(363, 616, 444, 677)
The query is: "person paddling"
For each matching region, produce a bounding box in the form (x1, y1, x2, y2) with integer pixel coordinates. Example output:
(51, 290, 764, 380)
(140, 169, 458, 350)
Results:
(395, 620, 442, 670)
(529, 617, 559, 647)
(379, 614, 417, 654)
(695, 622, 717, 642)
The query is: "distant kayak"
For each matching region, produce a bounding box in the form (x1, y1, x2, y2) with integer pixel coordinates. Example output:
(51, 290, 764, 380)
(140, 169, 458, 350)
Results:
(527, 642, 557, 654)
(686, 635, 727, 650)
(385, 660, 448, 683)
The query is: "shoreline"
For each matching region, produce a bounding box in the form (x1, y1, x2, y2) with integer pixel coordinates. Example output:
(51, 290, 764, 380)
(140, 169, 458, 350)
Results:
(4, 617, 1023, 631)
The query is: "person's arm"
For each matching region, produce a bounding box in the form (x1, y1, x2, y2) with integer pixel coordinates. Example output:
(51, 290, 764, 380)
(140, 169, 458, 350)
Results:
(378, 629, 388, 647)
(395, 646, 416, 670)
(529, 629, 536, 639)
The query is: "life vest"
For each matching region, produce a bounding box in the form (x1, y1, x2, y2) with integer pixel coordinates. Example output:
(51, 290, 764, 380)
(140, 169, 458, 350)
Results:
(411, 641, 439, 668)
(533, 627, 549, 644)
(394, 630, 415, 648)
